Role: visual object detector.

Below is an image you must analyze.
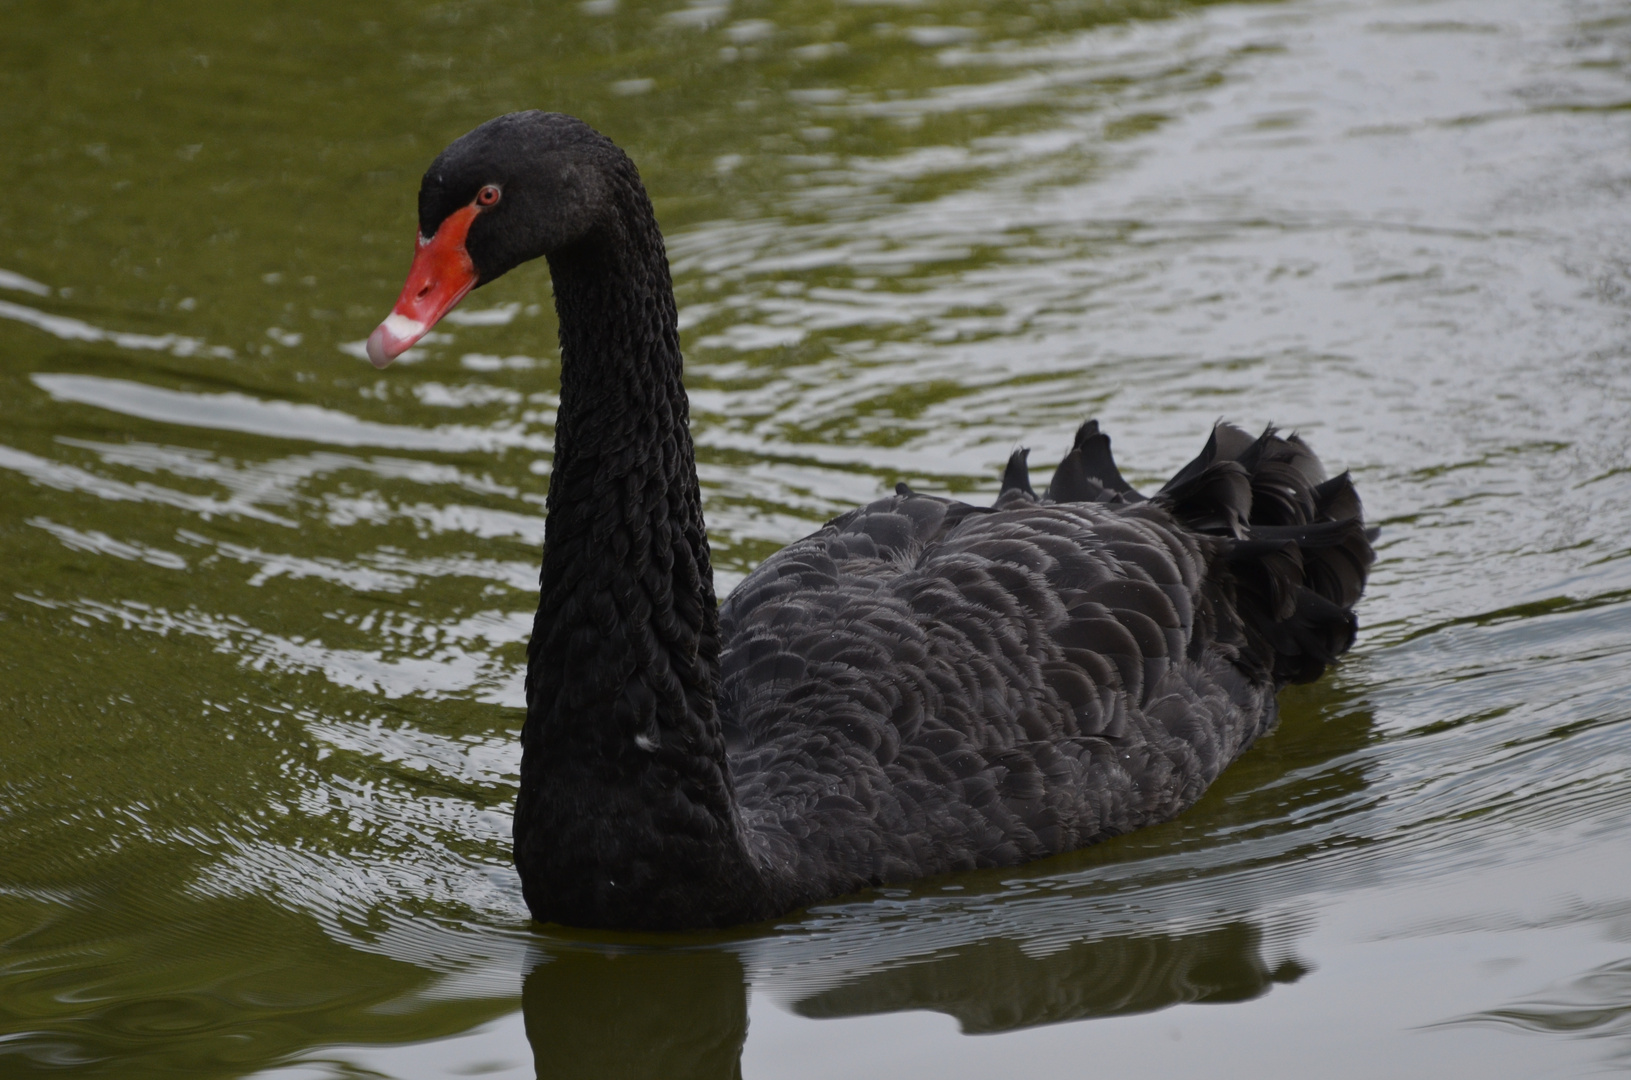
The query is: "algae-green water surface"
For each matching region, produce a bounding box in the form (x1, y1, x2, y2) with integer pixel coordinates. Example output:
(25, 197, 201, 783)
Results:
(4, 0, 1631, 1076)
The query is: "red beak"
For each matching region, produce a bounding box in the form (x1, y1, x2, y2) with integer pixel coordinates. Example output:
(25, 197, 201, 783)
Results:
(365, 204, 481, 369)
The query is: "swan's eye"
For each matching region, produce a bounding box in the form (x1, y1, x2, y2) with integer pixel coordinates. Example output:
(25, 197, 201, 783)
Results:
(476, 185, 502, 207)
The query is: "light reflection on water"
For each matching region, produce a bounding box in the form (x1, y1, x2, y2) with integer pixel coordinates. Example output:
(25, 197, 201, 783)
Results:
(2, 0, 1631, 1076)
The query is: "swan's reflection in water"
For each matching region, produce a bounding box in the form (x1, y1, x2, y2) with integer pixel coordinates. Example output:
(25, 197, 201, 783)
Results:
(524, 947, 748, 1079)
(522, 922, 1304, 1076)
(793, 922, 1306, 1033)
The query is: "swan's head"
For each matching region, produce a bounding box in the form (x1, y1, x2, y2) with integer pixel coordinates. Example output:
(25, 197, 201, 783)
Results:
(366, 111, 630, 368)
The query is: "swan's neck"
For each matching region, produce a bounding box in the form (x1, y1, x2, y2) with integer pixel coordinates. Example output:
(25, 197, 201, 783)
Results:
(532, 203, 721, 749)
(514, 182, 772, 928)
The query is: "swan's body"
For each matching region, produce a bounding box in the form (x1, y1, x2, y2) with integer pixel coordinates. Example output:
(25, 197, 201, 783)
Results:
(367, 112, 1373, 930)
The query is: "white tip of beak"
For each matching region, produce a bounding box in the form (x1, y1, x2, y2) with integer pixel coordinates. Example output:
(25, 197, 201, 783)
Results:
(365, 313, 427, 369)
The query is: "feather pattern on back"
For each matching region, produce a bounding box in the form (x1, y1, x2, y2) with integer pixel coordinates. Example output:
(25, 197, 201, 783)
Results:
(718, 422, 1371, 909)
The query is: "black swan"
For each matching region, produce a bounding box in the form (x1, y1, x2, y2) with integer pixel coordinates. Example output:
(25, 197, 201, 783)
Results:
(364, 112, 1374, 930)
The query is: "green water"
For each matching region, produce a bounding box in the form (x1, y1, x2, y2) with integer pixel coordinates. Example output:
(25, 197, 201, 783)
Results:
(3, 0, 1631, 1076)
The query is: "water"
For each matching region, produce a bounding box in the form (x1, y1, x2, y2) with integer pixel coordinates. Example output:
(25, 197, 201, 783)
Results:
(2, 0, 1630, 1076)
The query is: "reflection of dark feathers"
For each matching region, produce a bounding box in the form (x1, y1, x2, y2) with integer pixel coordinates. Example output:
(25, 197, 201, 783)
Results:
(717, 421, 1374, 911)
(794, 922, 1304, 1033)
(523, 949, 746, 1078)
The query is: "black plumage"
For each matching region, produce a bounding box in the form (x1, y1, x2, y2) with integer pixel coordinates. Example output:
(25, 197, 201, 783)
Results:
(382, 112, 1375, 930)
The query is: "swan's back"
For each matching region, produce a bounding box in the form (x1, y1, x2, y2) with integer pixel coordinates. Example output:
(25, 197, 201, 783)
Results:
(718, 422, 1371, 904)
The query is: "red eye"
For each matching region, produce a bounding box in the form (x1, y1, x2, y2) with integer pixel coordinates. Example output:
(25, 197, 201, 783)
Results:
(476, 185, 502, 206)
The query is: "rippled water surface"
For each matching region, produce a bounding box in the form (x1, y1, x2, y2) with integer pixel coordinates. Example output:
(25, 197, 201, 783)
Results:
(3, 0, 1631, 1076)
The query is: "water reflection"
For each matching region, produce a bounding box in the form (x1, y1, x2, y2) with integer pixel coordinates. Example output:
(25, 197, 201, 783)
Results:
(1448, 953, 1631, 1065)
(524, 948, 748, 1080)
(792, 922, 1307, 1033)
(523, 921, 1304, 1077)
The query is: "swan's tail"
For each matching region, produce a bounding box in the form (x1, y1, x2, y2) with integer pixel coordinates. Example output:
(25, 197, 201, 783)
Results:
(1041, 419, 1144, 503)
(1153, 423, 1375, 686)
(1012, 419, 1371, 685)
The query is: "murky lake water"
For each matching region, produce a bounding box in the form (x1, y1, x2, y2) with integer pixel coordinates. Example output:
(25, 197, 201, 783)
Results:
(3, 0, 1630, 1076)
